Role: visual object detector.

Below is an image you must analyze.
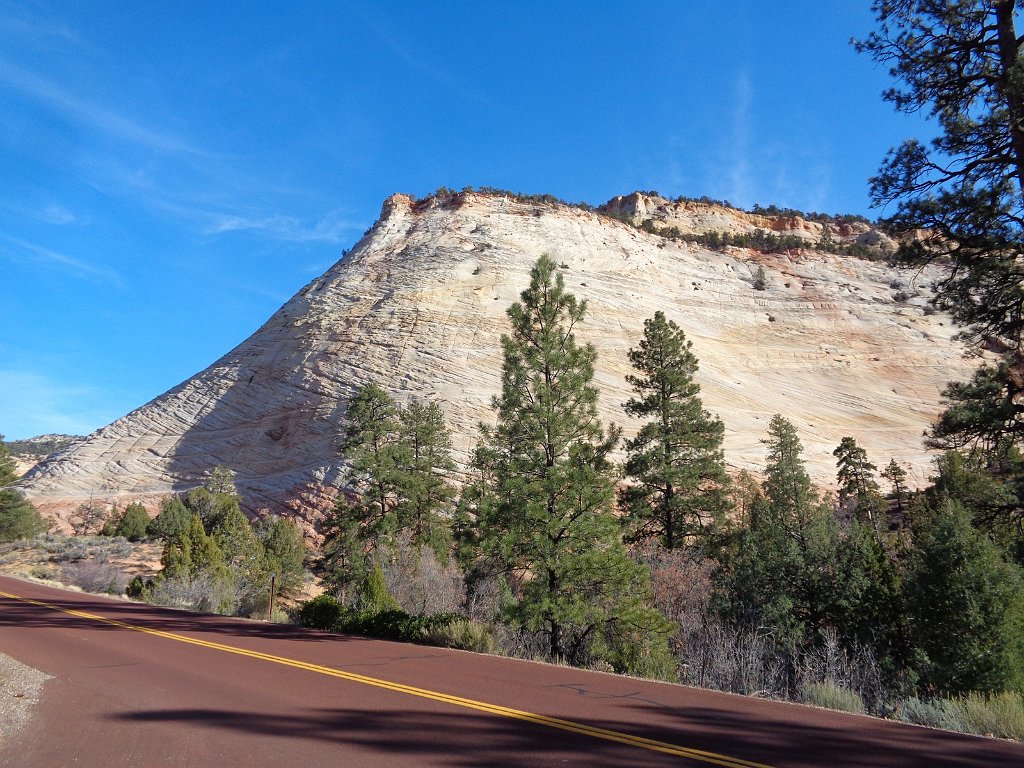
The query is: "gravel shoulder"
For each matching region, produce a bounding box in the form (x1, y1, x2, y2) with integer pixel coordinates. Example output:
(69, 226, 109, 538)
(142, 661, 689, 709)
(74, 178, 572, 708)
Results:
(0, 653, 49, 751)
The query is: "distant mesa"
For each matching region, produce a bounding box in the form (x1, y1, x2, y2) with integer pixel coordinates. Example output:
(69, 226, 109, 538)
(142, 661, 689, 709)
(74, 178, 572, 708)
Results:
(19, 190, 976, 529)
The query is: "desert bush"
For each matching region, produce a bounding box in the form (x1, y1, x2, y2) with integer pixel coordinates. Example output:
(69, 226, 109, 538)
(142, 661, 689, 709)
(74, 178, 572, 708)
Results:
(492, 623, 555, 661)
(298, 594, 344, 630)
(147, 572, 238, 614)
(269, 608, 292, 624)
(802, 681, 866, 714)
(897, 693, 1024, 740)
(464, 562, 514, 623)
(29, 564, 57, 580)
(898, 697, 962, 731)
(956, 692, 1024, 740)
(379, 535, 465, 615)
(798, 629, 888, 715)
(423, 618, 497, 653)
(52, 539, 89, 563)
(126, 576, 153, 600)
(61, 559, 127, 595)
(69, 501, 108, 536)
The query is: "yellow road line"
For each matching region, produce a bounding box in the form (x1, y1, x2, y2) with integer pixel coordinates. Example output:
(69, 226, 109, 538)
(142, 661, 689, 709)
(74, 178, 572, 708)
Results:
(0, 589, 775, 768)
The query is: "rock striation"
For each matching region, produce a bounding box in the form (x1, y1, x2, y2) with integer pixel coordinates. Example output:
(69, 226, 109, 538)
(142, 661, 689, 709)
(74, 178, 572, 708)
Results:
(22, 191, 980, 527)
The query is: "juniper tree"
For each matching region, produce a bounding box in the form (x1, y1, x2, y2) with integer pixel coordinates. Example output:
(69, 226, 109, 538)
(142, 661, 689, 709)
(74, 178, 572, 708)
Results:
(470, 255, 670, 669)
(254, 514, 307, 594)
(147, 496, 192, 541)
(109, 502, 150, 541)
(620, 311, 730, 550)
(905, 499, 1024, 695)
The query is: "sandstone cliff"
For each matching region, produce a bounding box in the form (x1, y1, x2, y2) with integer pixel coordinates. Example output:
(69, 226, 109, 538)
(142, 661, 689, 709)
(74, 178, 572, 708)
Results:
(21, 191, 979, 527)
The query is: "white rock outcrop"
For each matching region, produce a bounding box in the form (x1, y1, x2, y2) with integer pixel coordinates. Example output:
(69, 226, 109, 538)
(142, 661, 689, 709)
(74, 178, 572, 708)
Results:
(22, 191, 979, 526)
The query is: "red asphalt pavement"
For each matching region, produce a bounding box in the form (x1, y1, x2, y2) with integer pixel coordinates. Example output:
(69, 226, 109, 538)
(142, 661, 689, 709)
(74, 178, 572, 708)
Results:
(1, 575, 1022, 767)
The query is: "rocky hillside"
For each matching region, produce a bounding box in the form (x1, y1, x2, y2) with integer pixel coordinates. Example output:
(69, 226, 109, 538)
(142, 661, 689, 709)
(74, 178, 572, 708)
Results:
(5, 435, 82, 478)
(20, 191, 979, 528)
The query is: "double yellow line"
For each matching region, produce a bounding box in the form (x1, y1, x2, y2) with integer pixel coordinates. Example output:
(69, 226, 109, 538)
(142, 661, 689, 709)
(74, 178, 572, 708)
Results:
(0, 589, 774, 767)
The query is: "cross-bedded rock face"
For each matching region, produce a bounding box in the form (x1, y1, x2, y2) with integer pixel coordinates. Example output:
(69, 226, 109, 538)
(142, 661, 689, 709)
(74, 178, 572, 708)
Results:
(21, 191, 978, 527)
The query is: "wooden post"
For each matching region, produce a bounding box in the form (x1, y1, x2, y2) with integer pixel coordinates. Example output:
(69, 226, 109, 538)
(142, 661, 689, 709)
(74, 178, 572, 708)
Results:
(268, 573, 277, 622)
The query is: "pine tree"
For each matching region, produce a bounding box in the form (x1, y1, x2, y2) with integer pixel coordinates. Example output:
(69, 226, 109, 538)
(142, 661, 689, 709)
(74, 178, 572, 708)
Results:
(881, 459, 909, 514)
(317, 499, 369, 601)
(833, 436, 883, 524)
(0, 437, 45, 542)
(722, 415, 838, 651)
(858, 1, 1024, 352)
(762, 414, 816, 523)
(832, 518, 909, 688)
(393, 399, 456, 554)
(620, 311, 730, 550)
(859, 2, 1024, 530)
(343, 382, 402, 541)
(470, 255, 669, 666)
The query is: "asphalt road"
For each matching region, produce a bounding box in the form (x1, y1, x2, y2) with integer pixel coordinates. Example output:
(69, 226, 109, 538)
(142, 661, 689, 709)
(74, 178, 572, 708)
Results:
(1, 575, 1022, 767)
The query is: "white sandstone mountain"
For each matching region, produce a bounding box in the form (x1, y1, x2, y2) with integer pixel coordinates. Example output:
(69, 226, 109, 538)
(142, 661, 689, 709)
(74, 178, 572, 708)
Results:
(22, 191, 978, 528)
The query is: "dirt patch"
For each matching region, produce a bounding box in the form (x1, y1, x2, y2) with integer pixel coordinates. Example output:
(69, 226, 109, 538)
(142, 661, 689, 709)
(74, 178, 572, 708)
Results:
(0, 653, 50, 750)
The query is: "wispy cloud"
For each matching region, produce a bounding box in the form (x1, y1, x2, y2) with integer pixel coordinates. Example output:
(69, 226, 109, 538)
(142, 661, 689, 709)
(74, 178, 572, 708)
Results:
(0, 58, 210, 157)
(205, 209, 364, 244)
(0, 234, 122, 285)
(39, 204, 76, 225)
(0, 9, 84, 48)
(0, 370, 110, 439)
(358, 8, 499, 111)
(727, 71, 754, 207)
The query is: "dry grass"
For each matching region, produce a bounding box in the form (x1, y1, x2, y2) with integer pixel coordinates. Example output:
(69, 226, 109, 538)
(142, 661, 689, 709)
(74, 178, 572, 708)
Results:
(0, 534, 163, 594)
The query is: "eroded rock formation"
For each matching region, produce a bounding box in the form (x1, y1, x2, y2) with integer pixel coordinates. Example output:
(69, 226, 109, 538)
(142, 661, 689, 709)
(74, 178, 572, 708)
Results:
(22, 191, 979, 527)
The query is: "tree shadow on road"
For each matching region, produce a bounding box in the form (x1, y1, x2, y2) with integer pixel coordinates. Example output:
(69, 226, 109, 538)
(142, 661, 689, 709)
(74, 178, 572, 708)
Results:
(108, 699, 1024, 768)
(0, 588, 354, 644)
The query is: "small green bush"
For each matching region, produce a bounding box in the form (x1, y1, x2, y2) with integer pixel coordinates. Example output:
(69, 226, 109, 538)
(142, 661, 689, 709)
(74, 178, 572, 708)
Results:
(898, 697, 962, 731)
(423, 618, 497, 653)
(753, 265, 767, 290)
(333, 608, 463, 643)
(297, 594, 344, 630)
(802, 681, 866, 715)
(29, 564, 57, 580)
(126, 576, 154, 600)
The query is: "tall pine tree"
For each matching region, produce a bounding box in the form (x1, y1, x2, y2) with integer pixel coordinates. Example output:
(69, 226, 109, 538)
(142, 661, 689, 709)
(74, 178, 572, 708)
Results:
(620, 311, 729, 550)
(470, 255, 670, 668)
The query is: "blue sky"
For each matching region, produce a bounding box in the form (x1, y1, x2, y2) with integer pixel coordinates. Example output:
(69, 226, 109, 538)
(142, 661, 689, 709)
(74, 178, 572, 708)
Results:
(0, 2, 929, 440)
